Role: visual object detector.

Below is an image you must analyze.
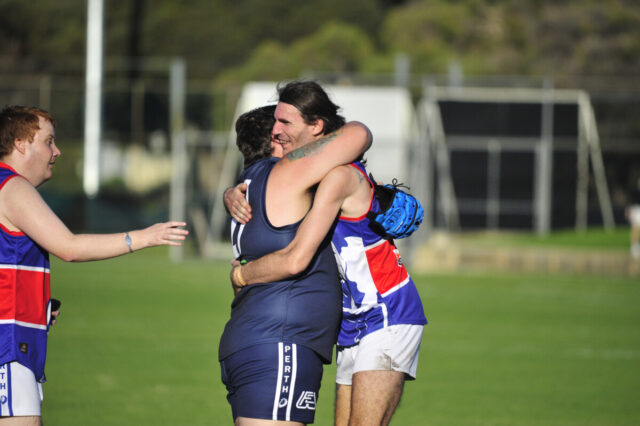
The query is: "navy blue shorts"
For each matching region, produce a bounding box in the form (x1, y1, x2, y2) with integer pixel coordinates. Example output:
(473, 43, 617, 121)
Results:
(220, 342, 324, 423)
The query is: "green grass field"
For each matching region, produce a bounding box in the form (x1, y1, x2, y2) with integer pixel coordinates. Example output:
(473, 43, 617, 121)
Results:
(442, 227, 631, 251)
(42, 246, 640, 425)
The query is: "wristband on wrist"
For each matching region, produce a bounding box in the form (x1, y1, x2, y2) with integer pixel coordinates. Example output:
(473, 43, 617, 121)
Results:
(233, 265, 247, 287)
(125, 232, 134, 253)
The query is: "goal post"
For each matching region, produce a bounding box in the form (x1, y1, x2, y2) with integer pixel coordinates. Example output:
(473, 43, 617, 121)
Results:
(418, 84, 615, 234)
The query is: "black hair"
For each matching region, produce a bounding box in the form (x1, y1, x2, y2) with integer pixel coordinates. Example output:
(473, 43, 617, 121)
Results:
(235, 105, 276, 168)
(277, 81, 345, 134)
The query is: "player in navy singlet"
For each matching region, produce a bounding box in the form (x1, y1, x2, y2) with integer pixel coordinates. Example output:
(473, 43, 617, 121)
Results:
(0, 106, 188, 423)
(219, 86, 372, 425)
(219, 154, 340, 363)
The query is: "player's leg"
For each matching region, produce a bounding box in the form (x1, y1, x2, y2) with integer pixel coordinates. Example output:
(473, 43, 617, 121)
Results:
(630, 207, 640, 258)
(350, 370, 404, 426)
(0, 417, 41, 426)
(0, 362, 43, 426)
(334, 383, 351, 426)
(346, 325, 424, 425)
(632, 227, 640, 258)
(334, 345, 357, 426)
(236, 417, 304, 426)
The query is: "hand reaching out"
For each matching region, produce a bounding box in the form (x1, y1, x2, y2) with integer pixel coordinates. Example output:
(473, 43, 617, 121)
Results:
(132, 221, 189, 250)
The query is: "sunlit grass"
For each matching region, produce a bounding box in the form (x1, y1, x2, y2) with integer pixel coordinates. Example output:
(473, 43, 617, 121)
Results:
(448, 227, 630, 251)
(42, 247, 640, 425)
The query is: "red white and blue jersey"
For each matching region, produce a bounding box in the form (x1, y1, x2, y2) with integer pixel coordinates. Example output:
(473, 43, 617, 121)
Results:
(0, 163, 51, 382)
(332, 162, 427, 347)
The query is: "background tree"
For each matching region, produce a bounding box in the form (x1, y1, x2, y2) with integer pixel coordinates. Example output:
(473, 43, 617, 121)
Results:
(214, 21, 376, 86)
(2, 0, 640, 80)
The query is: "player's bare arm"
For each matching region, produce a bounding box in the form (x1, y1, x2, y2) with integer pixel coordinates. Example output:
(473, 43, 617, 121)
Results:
(284, 128, 342, 161)
(0, 177, 188, 262)
(231, 167, 355, 288)
(271, 121, 371, 194)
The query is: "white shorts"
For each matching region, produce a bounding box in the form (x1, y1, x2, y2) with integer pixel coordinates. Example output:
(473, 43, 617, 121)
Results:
(630, 206, 640, 227)
(0, 362, 43, 417)
(336, 324, 424, 386)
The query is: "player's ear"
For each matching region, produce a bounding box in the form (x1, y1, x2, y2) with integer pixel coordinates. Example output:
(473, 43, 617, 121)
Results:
(311, 119, 324, 137)
(14, 138, 27, 155)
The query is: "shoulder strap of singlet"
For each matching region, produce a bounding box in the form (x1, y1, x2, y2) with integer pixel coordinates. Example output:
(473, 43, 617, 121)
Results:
(348, 161, 374, 186)
(0, 162, 20, 191)
(0, 163, 26, 235)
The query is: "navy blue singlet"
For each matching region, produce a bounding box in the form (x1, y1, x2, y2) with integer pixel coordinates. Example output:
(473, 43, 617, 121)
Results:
(218, 157, 341, 363)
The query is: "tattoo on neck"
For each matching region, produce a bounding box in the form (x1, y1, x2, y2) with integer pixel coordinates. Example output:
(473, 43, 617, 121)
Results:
(286, 128, 343, 161)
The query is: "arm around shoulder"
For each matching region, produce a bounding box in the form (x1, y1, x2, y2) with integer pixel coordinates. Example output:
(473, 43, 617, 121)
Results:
(342, 121, 372, 155)
(224, 182, 251, 224)
(272, 121, 372, 193)
(233, 166, 353, 287)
